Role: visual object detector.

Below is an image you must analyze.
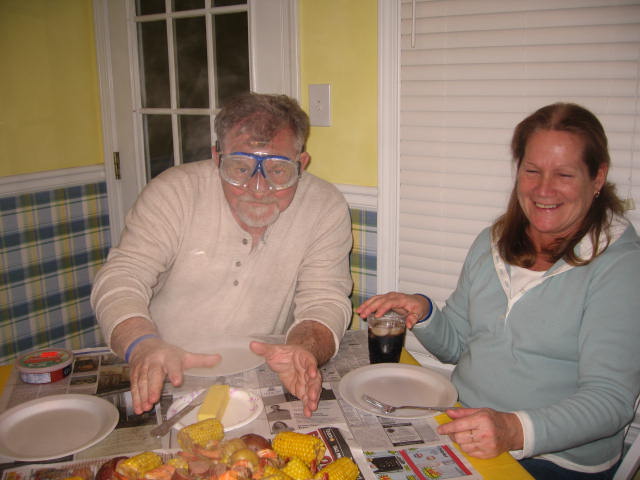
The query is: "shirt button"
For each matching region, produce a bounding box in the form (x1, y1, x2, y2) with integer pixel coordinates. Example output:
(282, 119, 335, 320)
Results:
(233, 280, 239, 286)
(242, 238, 249, 245)
(235, 261, 241, 267)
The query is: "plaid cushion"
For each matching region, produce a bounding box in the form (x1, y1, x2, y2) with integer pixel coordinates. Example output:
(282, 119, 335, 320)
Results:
(349, 208, 377, 330)
(0, 183, 110, 364)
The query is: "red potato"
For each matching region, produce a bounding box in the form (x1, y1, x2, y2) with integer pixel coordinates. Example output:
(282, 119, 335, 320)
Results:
(239, 434, 271, 452)
(95, 457, 129, 480)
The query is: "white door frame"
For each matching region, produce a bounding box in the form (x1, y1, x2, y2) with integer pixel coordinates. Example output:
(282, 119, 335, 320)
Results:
(377, 0, 400, 293)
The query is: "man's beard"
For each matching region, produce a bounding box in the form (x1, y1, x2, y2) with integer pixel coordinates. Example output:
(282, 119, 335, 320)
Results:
(236, 198, 280, 228)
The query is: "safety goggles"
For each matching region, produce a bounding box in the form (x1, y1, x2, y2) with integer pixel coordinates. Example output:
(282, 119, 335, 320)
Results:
(219, 152, 301, 190)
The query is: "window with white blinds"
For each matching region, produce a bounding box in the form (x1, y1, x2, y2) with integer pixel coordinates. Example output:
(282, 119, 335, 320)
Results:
(392, 0, 640, 305)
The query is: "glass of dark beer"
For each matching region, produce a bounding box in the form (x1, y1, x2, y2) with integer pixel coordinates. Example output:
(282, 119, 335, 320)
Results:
(367, 311, 407, 363)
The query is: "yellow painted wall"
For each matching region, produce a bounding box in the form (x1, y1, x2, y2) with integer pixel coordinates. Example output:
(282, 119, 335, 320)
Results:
(299, 0, 377, 187)
(0, 0, 103, 177)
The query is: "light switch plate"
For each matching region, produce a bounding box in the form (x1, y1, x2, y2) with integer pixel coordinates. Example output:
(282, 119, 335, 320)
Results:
(309, 84, 331, 127)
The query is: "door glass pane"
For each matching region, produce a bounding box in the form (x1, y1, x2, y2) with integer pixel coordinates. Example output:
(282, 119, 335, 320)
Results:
(214, 0, 246, 6)
(144, 115, 174, 179)
(175, 17, 208, 108)
(136, 0, 165, 15)
(214, 12, 249, 107)
(173, 0, 204, 11)
(180, 115, 211, 163)
(138, 21, 170, 108)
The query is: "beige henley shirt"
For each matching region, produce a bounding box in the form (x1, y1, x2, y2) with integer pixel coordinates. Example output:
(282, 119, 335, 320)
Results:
(91, 160, 353, 354)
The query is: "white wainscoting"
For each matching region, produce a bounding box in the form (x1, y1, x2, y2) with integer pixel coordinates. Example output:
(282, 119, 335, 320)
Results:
(335, 183, 377, 211)
(0, 165, 106, 197)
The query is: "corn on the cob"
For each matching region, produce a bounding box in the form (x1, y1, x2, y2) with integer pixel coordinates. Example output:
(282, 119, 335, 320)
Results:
(116, 452, 163, 480)
(314, 457, 359, 480)
(166, 457, 189, 470)
(177, 418, 225, 452)
(262, 464, 293, 480)
(272, 432, 325, 465)
(281, 457, 312, 480)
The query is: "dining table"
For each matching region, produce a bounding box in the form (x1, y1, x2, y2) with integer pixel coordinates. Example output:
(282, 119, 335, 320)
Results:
(397, 349, 534, 480)
(0, 335, 533, 480)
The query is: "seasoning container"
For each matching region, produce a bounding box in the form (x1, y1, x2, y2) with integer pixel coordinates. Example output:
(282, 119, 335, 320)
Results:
(16, 348, 74, 384)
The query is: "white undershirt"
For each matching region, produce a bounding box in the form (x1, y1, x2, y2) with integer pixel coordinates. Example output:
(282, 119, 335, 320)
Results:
(509, 265, 546, 298)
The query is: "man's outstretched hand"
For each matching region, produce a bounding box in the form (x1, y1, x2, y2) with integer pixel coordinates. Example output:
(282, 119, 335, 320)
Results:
(128, 337, 221, 414)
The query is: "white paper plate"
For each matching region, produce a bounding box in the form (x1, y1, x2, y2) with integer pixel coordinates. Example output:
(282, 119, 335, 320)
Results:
(184, 337, 266, 377)
(0, 394, 119, 461)
(168, 387, 263, 431)
(338, 364, 457, 419)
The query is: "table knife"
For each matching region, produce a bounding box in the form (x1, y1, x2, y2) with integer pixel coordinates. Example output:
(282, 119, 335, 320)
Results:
(149, 388, 207, 438)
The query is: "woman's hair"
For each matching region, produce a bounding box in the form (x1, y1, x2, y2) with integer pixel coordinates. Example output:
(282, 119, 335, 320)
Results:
(214, 92, 310, 154)
(492, 102, 625, 267)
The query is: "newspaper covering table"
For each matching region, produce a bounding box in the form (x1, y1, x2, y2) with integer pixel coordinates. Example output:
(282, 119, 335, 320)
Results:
(0, 330, 481, 480)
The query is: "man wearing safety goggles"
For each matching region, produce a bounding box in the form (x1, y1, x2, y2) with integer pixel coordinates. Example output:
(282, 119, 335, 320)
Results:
(92, 93, 353, 419)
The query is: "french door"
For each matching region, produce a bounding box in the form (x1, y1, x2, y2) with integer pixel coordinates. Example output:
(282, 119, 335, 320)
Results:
(93, 0, 298, 242)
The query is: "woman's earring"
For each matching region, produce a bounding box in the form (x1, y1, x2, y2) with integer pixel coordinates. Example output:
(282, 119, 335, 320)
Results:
(594, 190, 600, 198)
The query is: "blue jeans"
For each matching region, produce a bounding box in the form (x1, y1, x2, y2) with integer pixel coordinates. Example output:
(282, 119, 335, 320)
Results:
(519, 458, 620, 480)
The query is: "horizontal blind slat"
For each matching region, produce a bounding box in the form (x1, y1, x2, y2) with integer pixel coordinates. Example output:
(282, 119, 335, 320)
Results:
(400, 96, 637, 113)
(404, 25, 640, 50)
(401, 79, 638, 96)
(404, 7, 640, 33)
(402, 44, 640, 65)
(404, 0, 640, 19)
(402, 62, 639, 81)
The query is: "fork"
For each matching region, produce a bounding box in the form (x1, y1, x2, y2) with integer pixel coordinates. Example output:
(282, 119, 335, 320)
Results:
(149, 388, 208, 438)
(362, 394, 450, 414)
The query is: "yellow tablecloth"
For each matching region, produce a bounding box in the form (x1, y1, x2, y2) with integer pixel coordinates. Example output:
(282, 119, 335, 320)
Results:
(400, 348, 534, 480)
(0, 353, 532, 479)
(0, 364, 10, 396)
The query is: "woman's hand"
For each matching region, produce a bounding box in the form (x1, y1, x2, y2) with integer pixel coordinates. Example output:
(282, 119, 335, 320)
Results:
(355, 292, 431, 328)
(437, 407, 524, 459)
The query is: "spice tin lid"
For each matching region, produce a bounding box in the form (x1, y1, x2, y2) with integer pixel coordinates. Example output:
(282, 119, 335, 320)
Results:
(16, 348, 74, 376)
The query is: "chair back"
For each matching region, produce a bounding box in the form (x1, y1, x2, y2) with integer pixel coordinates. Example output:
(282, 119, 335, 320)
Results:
(613, 432, 640, 480)
(614, 396, 640, 480)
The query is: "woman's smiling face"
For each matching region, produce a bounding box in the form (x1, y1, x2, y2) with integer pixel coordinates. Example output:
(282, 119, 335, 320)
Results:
(516, 129, 607, 251)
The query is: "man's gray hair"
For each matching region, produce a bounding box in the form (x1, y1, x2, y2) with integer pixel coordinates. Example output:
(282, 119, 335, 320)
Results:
(214, 93, 310, 153)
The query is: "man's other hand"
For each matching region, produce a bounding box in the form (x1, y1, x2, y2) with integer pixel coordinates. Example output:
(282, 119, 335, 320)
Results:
(250, 341, 322, 417)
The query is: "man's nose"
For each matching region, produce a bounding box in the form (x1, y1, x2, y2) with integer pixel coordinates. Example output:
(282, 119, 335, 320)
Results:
(248, 171, 271, 193)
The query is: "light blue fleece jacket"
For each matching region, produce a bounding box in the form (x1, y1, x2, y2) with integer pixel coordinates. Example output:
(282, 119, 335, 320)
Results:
(413, 217, 640, 473)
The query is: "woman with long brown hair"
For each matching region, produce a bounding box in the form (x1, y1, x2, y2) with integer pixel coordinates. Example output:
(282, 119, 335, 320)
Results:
(358, 103, 640, 480)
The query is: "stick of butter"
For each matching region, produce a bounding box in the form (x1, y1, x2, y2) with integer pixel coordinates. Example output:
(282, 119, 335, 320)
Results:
(197, 384, 230, 422)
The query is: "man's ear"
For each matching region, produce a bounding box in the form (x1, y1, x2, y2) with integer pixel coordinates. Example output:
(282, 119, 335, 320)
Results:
(299, 152, 311, 170)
